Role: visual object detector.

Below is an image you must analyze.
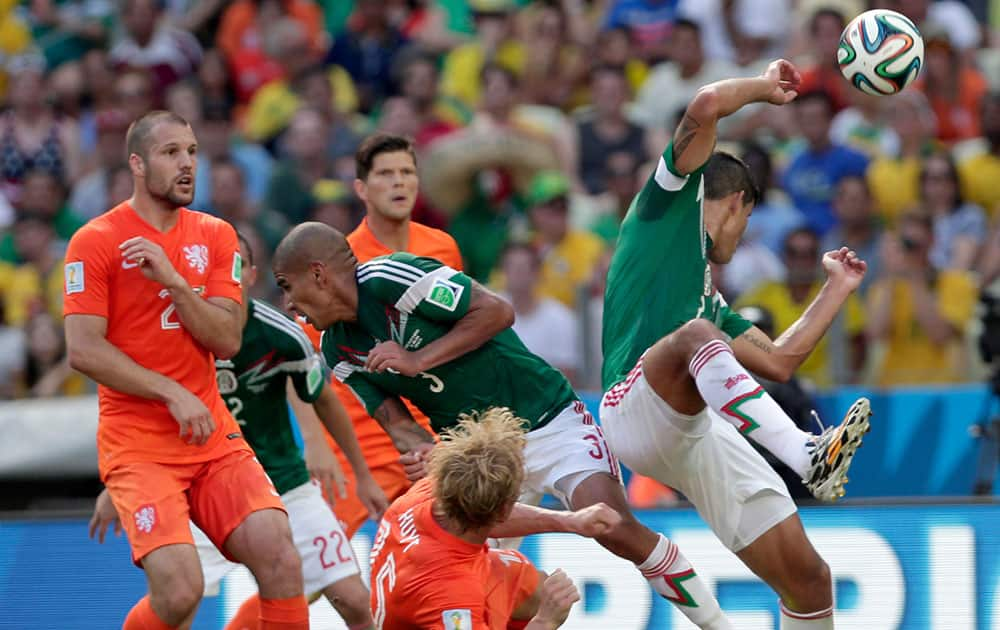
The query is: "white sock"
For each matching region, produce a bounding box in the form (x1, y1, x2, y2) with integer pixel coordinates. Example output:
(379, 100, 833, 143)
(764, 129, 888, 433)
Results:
(638, 534, 733, 629)
(689, 340, 812, 478)
(780, 601, 834, 629)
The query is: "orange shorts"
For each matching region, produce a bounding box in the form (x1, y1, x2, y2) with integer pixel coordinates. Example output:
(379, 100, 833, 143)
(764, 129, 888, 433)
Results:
(330, 462, 412, 538)
(486, 549, 542, 627)
(104, 448, 285, 566)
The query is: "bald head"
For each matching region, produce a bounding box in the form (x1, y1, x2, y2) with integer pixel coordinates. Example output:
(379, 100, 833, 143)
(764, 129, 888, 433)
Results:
(273, 221, 354, 274)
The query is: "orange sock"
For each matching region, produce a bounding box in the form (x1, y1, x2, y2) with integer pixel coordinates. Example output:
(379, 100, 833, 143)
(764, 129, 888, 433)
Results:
(259, 595, 309, 630)
(225, 594, 262, 630)
(123, 595, 175, 630)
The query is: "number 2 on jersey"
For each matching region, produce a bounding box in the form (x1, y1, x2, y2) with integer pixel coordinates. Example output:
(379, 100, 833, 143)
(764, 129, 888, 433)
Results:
(157, 286, 205, 330)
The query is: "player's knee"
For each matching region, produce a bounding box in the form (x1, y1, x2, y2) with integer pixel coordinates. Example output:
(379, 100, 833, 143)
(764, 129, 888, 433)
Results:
(672, 319, 724, 359)
(326, 577, 373, 625)
(270, 539, 304, 585)
(783, 554, 832, 609)
(150, 577, 202, 623)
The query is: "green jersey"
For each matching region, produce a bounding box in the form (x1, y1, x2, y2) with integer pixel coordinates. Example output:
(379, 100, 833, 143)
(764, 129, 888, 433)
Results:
(320, 253, 577, 433)
(215, 300, 327, 494)
(601, 142, 753, 389)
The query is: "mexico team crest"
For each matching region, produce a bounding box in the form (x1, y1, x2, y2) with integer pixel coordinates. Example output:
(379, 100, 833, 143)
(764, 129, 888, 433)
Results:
(216, 369, 238, 394)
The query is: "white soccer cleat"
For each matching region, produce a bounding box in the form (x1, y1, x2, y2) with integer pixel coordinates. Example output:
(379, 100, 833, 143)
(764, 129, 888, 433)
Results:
(803, 398, 872, 502)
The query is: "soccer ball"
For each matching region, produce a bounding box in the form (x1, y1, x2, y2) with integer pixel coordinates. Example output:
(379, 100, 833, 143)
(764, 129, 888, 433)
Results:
(837, 9, 924, 95)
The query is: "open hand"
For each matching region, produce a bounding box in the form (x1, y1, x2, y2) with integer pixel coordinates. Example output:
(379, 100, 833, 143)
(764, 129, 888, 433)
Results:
(88, 488, 121, 544)
(305, 438, 347, 502)
(166, 386, 215, 445)
(357, 473, 390, 522)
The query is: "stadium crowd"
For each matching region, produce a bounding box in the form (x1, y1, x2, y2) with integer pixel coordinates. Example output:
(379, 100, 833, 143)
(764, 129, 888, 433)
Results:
(0, 0, 998, 400)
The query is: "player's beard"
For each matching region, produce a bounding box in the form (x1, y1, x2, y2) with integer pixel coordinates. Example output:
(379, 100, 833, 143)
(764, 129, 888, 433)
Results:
(148, 176, 194, 209)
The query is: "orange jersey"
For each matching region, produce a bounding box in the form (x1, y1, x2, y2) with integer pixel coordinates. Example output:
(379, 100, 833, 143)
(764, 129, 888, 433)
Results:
(302, 219, 462, 469)
(370, 479, 538, 629)
(63, 203, 246, 473)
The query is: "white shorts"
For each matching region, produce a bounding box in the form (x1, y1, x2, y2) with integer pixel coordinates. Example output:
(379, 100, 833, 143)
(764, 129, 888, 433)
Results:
(194, 480, 360, 596)
(521, 400, 623, 508)
(600, 362, 796, 552)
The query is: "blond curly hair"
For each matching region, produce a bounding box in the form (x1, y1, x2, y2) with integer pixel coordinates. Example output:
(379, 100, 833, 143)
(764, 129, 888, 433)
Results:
(428, 407, 527, 532)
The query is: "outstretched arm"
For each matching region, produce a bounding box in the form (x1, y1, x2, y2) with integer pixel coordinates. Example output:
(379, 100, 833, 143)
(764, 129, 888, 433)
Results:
(671, 59, 801, 175)
(488, 502, 621, 539)
(732, 248, 866, 382)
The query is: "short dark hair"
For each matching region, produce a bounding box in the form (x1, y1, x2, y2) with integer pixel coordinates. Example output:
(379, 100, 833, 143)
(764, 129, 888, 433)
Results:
(782, 226, 820, 254)
(500, 240, 540, 268)
(810, 7, 845, 34)
(355, 133, 416, 181)
(796, 90, 835, 113)
(673, 17, 700, 35)
(704, 152, 761, 206)
(125, 110, 190, 160)
(236, 230, 254, 266)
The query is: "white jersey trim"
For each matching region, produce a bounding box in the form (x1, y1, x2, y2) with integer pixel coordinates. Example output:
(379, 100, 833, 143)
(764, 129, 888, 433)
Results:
(654, 155, 689, 192)
(394, 266, 458, 314)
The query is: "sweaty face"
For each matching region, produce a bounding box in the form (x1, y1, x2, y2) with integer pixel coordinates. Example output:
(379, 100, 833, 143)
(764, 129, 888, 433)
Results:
(359, 151, 418, 222)
(139, 122, 197, 208)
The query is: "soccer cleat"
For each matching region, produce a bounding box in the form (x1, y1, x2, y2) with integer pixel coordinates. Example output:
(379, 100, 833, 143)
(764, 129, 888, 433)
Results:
(803, 398, 872, 502)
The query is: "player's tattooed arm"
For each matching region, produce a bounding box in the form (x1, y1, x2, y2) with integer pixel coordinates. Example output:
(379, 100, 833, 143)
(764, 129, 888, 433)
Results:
(372, 397, 435, 454)
(731, 325, 799, 383)
(671, 113, 702, 163)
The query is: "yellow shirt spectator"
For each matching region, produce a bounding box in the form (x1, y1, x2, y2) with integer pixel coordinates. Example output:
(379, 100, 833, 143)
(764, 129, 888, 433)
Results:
(0, 1, 31, 99)
(0, 261, 63, 326)
(243, 65, 359, 142)
(958, 151, 1000, 220)
(536, 230, 606, 308)
(867, 156, 921, 225)
(736, 282, 866, 388)
(867, 270, 978, 387)
(440, 40, 525, 108)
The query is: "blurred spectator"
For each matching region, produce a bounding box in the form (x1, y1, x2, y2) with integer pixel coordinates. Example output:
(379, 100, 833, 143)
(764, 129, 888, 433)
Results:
(440, 0, 524, 108)
(603, 0, 678, 64)
(216, 0, 323, 68)
(916, 26, 987, 143)
(112, 69, 156, 127)
(781, 90, 869, 235)
(830, 89, 900, 159)
(518, 2, 588, 111)
(326, 0, 409, 113)
(583, 248, 612, 389)
(392, 0, 470, 54)
(958, 92, 1000, 219)
(980, 223, 1000, 289)
(866, 211, 978, 386)
(195, 48, 235, 114)
(25, 0, 113, 70)
(190, 101, 274, 213)
(1, 56, 81, 204)
(677, 0, 790, 68)
(4, 170, 83, 259)
(500, 242, 581, 386)
(21, 311, 85, 397)
(741, 142, 804, 255)
(263, 106, 336, 224)
(68, 108, 129, 220)
(288, 64, 365, 162)
(593, 26, 648, 95)
(80, 48, 116, 113)
(211, 158, 288, 254)
(737, 227, 866, 388)
(393, 49, 468, 145)
(0, 213, 64, 327)
(915, 152, 987, 271)
(887, 0, 983, 52)
(0, 295, 25, 399)
(108, 0, 202, 97)
(796, 7, 850, 112)
(576, 65, 647, 195)
(735, 304, 819, 500)
(590, 151, 641, 244)
(309, 178, 362, 236)
(242, 19, 359, 143)
(866, 91, 939, 223)
(631, 18, 736, 132)
(821, 175, 883, 293)
(525, 171, 605, 308)
(106, 163, 133, 206)
(375, 96, 420, 138)
(0, 2, 31, 100)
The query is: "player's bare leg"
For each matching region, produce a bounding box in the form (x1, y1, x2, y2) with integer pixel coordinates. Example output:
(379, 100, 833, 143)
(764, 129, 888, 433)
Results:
(134, 544, 205, 629)
(643, 319, 869, 501)
(570, 473, 732, 629)
(225, 509, 309, 629)
(320, 575, 374, 629)
(736, 514, 833, 628)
